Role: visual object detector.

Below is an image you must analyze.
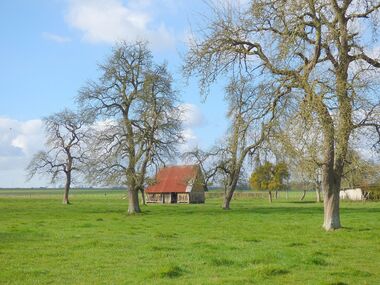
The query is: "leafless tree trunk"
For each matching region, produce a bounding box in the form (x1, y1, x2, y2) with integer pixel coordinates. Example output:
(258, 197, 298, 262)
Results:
(140, 188, 146, 205)
(63, 171, 71, 204)
(300, 190, 307, 201)
(322, 165, 341, 230)
(268, 191, 272, 203)
(315, 187, 321, 203)
(128, 189, 140, 214)
(223, 187, 234, 210)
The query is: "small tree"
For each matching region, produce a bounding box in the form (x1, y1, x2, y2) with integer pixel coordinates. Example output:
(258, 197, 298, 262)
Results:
(250, 161, 274, 203)
(271, 162, 290, 199)
(26, 109, 89, 204)
(250, 161, 289, 203)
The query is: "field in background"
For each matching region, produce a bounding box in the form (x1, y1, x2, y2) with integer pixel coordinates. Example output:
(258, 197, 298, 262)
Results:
(1, 189, 379, 284)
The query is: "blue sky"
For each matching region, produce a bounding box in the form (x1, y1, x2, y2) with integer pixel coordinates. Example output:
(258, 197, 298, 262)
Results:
(0, 0, 229, 187)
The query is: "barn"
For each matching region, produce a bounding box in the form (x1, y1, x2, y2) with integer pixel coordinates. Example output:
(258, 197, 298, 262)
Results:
(145, 165, 206, 204)
(339, 188, 365, 201)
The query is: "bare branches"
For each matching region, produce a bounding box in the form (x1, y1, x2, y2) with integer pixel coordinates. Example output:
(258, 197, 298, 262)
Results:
(79, 42, 182, 212)
(27, 109, 90, 182)
(348, 3, 380, 19)
(351, 53, 380, 68)
(26, 109, 90, 203)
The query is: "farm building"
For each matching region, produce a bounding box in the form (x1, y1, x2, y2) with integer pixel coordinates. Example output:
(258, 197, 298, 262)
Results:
(340, 186, 380, 201)
(145, 165, 206, 204)
(340, 188, 364, 200)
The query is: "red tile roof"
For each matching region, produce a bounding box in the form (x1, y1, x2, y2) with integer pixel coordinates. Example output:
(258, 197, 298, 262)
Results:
(145, 165, 198, 193)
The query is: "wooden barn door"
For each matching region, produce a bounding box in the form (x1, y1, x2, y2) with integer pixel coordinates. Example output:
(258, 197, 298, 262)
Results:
(171, 193, 177, 203)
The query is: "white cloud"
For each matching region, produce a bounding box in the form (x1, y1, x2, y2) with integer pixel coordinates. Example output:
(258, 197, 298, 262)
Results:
(180, 128, 199, 152)
(42, 32, 71, 43)
(92, 119, 118, 131)
(212, 0, 250, 8)
(0, 117, 46, 187)
(177, 103, 206, 152)
(65, 0, 175, 49)
(0, 118, 44, 156)
(179, 103, 205, 128)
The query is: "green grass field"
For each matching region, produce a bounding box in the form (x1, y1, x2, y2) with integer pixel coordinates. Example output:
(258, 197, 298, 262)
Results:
(1, 189, 379, 284)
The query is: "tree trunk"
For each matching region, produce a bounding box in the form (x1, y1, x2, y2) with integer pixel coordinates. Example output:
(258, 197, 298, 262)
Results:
(268, 191, 272, 203)
(223, 187, 234, 210)
(63, 172, 71, 204)
(321, 158, 341, 230)
(300, 190, 306, 201)
(275, 190, 278, 199)
(323, 187, 340, 230)
(140, 188, 146, 205)
(315, 187, 321, 203)
(128, 188, 141, 214)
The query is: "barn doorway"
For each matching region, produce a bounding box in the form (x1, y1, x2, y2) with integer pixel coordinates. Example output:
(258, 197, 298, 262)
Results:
(171, 193, 177, 203)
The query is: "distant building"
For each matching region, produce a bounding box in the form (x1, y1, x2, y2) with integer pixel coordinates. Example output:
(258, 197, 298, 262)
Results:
(145, 165, 206, 204)
(340, 188, 365, 201)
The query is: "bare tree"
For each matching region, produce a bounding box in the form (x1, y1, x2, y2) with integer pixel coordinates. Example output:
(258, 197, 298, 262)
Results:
(184, 0, 380, 230)
(273, 119, 324, 203)
(26, 109, 89, 204)
(78, 41, 182, 214)
(182, 146, 220, 191)
(342, 148, 380, 188)
(213, 77, 277, 209)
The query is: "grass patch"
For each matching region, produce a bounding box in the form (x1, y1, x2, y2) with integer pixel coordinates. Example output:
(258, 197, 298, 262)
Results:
(158, 265, 184, 278)
(254, 265, 290, 277)
(154, 232, 178, 239)
(309, 256, 328, 266)
(210, 258, 235, 266)
(0, 189, 379, 284)
(288, 242, 304, 247)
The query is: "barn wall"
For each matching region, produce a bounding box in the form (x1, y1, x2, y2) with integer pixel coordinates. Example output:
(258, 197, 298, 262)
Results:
(146, 193, 163, 203)
(178, 193, 189, 203)
(163, 194, 172, 203)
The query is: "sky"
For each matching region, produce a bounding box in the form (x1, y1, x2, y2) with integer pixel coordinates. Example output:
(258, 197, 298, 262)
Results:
(0, 0, 230, 188)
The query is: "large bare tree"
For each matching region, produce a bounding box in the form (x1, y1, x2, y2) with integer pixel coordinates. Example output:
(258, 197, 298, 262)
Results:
(26, 109, 89, 204)
(184, 0, 380, 230)
(78, 41, 182, 214)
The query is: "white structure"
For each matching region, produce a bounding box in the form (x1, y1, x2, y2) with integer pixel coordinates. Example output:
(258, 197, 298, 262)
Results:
(339, 188, 363, 201)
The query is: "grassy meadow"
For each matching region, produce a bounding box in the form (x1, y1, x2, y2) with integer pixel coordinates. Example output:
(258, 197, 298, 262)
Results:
(0, 189, 379, 284)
